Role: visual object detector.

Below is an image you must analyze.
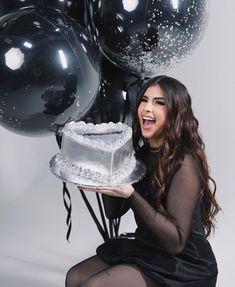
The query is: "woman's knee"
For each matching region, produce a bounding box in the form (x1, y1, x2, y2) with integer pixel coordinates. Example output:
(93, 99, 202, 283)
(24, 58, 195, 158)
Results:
(65, 255, 109, 287)
(65, 265, 83, 287)
(80, 276, 99, 287)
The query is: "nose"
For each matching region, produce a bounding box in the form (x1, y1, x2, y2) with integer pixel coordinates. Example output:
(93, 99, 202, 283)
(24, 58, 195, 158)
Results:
(143, 101, 153, 112)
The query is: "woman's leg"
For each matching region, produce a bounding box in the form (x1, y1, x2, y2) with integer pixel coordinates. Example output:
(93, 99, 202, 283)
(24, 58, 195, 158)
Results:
(65, 255, 110, 287)
(82, 263, 162, 287)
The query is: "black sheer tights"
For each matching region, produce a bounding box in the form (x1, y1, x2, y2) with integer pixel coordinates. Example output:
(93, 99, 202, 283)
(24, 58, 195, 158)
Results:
(65, 255, 162, 287)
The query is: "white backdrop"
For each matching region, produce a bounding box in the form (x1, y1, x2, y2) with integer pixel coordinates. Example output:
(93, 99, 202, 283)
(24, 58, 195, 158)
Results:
(0, 1, 234, 286)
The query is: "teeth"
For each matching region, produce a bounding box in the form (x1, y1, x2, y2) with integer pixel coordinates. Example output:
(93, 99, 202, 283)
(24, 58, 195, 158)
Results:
(143, 116, 155, 121)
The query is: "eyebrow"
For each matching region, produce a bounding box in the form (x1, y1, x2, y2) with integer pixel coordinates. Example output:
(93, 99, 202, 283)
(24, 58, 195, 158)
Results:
(142, 95, 165, 100)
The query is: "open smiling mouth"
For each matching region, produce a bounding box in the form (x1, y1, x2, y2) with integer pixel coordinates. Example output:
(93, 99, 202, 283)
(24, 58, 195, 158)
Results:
(142, 116, 156, 126)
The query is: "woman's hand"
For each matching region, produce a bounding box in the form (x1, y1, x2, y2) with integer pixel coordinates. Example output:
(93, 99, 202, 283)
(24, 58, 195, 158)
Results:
(82, 183, 134, 198)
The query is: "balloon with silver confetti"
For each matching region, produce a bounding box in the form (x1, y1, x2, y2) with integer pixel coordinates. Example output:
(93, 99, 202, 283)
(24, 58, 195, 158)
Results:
(90, 0, 208, 77)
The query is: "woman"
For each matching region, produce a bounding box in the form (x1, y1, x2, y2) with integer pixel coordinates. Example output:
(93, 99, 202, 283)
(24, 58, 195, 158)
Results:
(65, 75, 220, 287)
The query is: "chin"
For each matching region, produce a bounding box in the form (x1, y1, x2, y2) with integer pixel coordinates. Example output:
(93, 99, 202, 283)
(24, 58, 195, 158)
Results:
(142, 132, 154, 139)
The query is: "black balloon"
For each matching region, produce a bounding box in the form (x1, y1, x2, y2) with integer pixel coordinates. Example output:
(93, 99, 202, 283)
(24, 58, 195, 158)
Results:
(0, 0, 76, 16)
(0, 0, 35, 17)
(0, 7, 100, 136)
(0, 1, 89, 30)
(67, 0, 87, 27)
(84, 56, 140, 126)
(90, 0, 208, 77)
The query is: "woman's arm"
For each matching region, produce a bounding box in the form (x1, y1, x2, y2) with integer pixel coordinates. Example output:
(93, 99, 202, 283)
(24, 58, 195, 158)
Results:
(128, 155, 201, 255)
(85, 155, 200, 254)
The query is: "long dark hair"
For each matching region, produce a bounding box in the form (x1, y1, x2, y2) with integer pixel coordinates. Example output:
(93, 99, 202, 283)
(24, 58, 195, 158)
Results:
(132, 75, 220, 237)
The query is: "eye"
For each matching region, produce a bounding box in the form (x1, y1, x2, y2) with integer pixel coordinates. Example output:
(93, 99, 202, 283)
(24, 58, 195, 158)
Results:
(154, 98, 166, 105)
(140, 96, 148, 102)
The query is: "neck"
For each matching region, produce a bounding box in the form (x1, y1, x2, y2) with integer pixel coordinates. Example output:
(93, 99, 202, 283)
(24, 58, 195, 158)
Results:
(148, 138, 163, 148)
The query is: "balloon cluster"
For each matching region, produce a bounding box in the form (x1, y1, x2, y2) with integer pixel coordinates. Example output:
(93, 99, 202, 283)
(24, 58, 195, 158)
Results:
(0, 0, 208, 136)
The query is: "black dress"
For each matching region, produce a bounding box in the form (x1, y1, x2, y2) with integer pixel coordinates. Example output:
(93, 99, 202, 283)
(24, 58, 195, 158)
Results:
(97, 146, 218, 287)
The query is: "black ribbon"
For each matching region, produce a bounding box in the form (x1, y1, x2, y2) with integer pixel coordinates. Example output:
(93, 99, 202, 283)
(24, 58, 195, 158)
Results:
(96, 192, 109, 236)
(80, 189, 110, 242)
(63, 182, 72, 242)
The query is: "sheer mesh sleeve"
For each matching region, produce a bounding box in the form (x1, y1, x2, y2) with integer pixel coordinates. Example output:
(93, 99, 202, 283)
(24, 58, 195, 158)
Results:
(128, 155, 201, 255)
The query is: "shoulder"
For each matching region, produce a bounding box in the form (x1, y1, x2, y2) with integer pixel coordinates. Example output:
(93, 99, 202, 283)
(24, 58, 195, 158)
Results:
(182, 153, 198, 168)
(176, 149, 202, 180)
(169, 147, 201, 175)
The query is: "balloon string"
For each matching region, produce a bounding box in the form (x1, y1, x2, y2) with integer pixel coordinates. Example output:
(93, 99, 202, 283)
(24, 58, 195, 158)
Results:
(55, 134, 73, 241)
(137, 78, 144, 93)
(109, 219, 114, 239)
(80, 189, 110, 242)
(55, 132, 62, 148)
(96, 193, 109, 236)
(63, 182, 72, 242)
(114, 218, 121, 237)
(85, 0, 98, 45)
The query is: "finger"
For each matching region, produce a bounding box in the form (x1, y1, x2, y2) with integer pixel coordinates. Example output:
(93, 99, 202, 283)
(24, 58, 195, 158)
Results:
(80, 187, 98, 191)
(96, 189, 122, 197)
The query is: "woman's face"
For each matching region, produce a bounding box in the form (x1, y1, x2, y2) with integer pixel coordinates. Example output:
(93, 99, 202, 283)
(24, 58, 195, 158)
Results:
(137, 84, 168, 147)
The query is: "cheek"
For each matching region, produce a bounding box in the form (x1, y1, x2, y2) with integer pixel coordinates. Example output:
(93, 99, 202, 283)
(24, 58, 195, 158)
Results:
(162, 107, 168, 119)
(137, 105, 142, 120)
(158, 108, 168, 124)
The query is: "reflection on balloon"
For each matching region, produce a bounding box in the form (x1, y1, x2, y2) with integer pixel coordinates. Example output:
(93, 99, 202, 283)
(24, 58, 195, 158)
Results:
(66, 0, 87, 27)
(90, 0, 208, 77)
(84, 56, 139, 126)
(0, 0, 75, 17)
(0, 7, 100, 136)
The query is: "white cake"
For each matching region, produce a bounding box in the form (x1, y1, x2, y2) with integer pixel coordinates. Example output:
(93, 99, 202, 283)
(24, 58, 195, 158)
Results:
(54, 121, 136, 185)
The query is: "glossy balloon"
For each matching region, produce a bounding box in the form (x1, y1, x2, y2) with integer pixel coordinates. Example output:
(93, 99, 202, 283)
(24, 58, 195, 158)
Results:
(67, 0, 87, 27)
(90, 0, 208, 77)
(84, 56, 139, 126)
(0, 0, 76, 17)
(0, 1, 88, 31)
(0, 7, 100, 136)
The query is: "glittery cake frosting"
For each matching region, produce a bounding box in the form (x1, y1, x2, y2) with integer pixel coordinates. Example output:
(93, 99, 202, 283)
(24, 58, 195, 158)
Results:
(54, 121, 136, 185)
